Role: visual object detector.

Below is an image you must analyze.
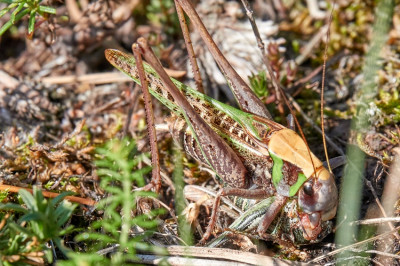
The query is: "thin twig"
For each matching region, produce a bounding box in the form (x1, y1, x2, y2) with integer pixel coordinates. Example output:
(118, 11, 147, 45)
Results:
(291, 51, 345, 97)
(327, 256, 384, 266)
(176, 0, 272, 120)
(295, 25, 329, 66)
(365, 249, 400, 260)
(136, 254, 250, 266)
(40, 70, 186, 85)
(143, 246, 314, 266)
(365, 180, 396, 233)
(351, 217, 400, 225)
(310, 226, 400, 263)
(240, 0, 285, 117)
(363, 155, 399, 244)
(0, 184, 96, 206)
(377, 150, 400, 251)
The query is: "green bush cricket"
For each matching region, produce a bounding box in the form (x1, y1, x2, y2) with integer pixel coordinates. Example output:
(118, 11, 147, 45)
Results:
(105, 0, 338, 247)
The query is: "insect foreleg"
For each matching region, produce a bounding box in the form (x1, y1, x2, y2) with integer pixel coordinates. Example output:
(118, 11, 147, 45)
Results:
(256, 195, 288, 237)
(200, 186, 274, 244)
(193, 185, 291, 245)
(223, 187, 273, 199)
(207, 197, 276, 248)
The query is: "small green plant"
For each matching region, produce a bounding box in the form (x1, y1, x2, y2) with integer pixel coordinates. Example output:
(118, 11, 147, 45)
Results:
(61, 138, 166, 265)
(0, 190, 8, 202)
(0, 187, 76, 264)
(0, 0, 56, 36)
(146, 0, 180, 37)
(249, 71, 269, 99)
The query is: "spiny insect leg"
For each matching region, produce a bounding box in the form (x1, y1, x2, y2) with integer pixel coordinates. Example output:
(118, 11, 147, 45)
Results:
(257, 195, 288, 236)
(200, 188, 273, 244)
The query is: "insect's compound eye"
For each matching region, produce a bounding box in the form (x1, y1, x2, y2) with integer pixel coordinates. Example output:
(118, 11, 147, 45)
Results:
(298, 170, 338, 221)
(303, 181, 314, 196)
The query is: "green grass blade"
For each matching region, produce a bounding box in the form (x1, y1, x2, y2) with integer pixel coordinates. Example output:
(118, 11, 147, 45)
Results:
(335, 0, 394, 263)
(0, 3, 16, 19)
(0, 8, 28, 36)
(0, 203, 28, 213)
(38, 5, 56, 14)
(10, 2, 23, 23)
(173, 145, 193, 246)
(28, 9, 36, 34)
(50, 191, 75, 207)
(18, 189, 36, 210)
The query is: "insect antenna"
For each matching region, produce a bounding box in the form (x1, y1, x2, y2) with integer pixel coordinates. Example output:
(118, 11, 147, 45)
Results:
(175, 0, 273, 120)
(239, 0, 318, 175)
(320, 3, 336, 174)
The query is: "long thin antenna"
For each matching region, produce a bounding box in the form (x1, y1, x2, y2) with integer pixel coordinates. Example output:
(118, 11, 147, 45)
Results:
(239, 0, 317, 175)
(321, 3, 336, 174)
(176, 0, 272, 120)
